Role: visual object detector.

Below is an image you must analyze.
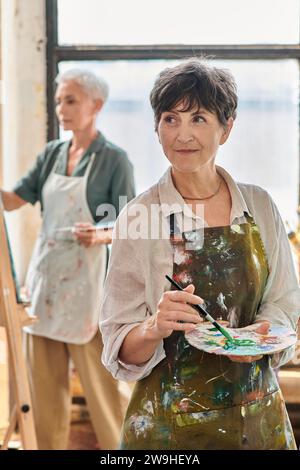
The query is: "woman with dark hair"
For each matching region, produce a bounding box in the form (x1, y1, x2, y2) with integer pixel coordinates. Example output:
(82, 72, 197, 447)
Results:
(100, 59, 299, 449)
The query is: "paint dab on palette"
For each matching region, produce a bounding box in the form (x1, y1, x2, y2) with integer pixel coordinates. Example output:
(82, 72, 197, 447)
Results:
(185, 323, 297, 356)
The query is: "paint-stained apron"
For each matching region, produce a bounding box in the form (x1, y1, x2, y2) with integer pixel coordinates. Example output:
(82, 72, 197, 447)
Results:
(120, 213, 296, 449)
(24, 152, 107, 344)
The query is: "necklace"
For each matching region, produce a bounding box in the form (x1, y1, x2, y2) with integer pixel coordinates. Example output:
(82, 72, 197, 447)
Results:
(182, 177, 222, 201)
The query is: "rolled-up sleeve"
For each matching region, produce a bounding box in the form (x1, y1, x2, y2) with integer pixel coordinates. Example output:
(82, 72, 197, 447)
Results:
(256, 194, 300, 368)
(99, 216, 165, 381)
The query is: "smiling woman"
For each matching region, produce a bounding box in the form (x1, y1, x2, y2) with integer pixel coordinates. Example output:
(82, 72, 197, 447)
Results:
(157, 108, 232, 178)
(150, 61, 236, 227)
(100, 58, 300, 450)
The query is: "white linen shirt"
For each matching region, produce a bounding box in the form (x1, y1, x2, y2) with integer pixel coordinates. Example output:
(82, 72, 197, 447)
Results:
(100, 166, 300, 381)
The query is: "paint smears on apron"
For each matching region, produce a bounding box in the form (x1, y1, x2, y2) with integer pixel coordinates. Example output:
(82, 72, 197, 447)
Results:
(120, 212, 296, 450)
(24, 152, 107, 344)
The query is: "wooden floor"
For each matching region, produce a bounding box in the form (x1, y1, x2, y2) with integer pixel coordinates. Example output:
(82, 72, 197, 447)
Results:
(68, 419, 99, 450)
(0, 418, 99, 450)
(279, 368, 300, 448)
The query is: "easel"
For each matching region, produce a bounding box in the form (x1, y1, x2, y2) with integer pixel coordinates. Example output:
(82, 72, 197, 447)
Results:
(0, 201, 38, 449)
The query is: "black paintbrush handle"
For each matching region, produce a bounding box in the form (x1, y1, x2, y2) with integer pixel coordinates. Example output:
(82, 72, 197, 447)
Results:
(165, 274, 207, 315)
(165, 275, 234, 342)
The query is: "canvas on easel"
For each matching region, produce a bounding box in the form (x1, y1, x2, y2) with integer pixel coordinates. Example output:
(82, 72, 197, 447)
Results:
(0, 198, 37, 450)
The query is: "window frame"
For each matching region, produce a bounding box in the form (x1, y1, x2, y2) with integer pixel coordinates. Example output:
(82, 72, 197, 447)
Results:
(46, 0, 300, 199)
(47, 1, 300, 383)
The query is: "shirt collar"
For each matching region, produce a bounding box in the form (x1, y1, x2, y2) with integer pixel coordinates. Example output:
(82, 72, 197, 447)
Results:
(157, 165, 252, 223)
(87, 131, 106, 154)
(55, 132, 106, 175)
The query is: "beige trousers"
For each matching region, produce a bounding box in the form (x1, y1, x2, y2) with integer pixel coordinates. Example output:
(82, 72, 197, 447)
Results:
(25, 331, 128, 450)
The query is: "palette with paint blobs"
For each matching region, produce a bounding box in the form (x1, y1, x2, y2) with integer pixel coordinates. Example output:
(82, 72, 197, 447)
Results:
(185, 323, 297, 356)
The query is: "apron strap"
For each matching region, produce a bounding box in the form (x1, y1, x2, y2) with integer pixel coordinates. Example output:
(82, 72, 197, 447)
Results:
(83, 152, 96, 180)
(243, 211, 255, 225)
(170, 213, 175, 238)
(169, 213, 183, 245)
(51, 153, 62, 174)
(49, 141, 70, 176)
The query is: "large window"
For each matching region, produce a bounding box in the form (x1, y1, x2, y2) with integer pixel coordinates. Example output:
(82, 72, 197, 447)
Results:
(58, 0, 300, 45)
(48, 0, 300, 226)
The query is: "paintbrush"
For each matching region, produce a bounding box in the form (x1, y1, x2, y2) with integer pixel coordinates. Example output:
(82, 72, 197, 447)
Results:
(55, 221, 115, 233)
(165, 274, 235, 343)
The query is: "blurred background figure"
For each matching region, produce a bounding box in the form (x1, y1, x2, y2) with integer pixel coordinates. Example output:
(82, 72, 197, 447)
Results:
(0, 69, 135, 449)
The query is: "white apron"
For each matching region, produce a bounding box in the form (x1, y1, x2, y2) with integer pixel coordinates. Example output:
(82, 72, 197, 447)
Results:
(24, 152, 107, 344)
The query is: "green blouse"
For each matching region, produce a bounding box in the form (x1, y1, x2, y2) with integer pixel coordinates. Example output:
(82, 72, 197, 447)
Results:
(13, 132, 136, 222)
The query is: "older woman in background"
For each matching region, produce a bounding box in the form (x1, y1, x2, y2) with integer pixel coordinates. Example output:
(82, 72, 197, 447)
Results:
(0, 69, 135, 449)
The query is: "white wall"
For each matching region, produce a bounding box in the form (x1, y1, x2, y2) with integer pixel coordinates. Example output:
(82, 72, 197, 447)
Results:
(1, 0, 47, 282)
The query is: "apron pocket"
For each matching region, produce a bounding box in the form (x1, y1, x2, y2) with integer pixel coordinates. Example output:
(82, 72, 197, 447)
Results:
(172, 390, 296, 450)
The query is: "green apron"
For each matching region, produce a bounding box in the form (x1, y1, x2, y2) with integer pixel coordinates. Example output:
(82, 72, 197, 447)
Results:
(120, 213, 296, 450)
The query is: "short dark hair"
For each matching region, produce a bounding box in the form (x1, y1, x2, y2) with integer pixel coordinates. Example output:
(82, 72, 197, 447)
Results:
(150, 59, 238, 130)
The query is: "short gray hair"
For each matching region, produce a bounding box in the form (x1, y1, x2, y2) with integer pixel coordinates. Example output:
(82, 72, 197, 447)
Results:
(55, 69, 109, 103)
